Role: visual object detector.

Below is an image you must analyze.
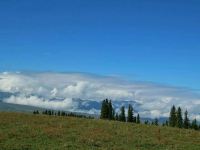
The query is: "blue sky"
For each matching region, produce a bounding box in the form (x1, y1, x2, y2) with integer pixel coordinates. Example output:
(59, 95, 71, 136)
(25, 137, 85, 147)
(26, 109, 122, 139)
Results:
(0, 0, 200, 89)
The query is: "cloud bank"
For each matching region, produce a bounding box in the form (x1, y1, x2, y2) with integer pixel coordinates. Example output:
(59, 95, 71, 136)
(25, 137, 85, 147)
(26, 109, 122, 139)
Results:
(0, 72, 200, 119)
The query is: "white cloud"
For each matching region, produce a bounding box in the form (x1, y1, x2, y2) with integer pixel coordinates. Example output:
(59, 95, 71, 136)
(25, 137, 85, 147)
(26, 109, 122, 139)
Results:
(0, 72, 200, 119)
(5, 95, 73, 110)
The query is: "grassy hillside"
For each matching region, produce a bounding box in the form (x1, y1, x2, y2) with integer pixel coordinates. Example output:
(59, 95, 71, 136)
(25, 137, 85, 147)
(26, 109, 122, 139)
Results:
(0, 112, 200, 150)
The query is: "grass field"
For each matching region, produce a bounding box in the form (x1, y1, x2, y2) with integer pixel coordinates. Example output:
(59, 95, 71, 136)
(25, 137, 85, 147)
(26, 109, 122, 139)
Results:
(0, 112, 200, 150)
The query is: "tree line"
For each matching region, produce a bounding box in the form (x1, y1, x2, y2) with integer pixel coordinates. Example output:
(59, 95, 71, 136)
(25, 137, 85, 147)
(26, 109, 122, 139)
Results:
(34, 99, 200, 131)
(167, 105, 199, 130)
(33, 109, 94, 119)
(100, 99, 200, 131)
(100, 99, 140, 123)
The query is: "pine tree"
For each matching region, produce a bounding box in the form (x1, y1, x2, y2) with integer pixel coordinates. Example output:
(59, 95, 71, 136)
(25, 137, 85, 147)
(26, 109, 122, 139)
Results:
(144, 120, 149, 125)
(169, 105, 176, 127)
(176, 107, 183, 128)
(112, 108, 115, 120)
(108, 100, 113, 120)
(119, 106, 126, 122)
(61, 111, 65, 116)
(191, 119, 198, 130)
(51, 110, 54, 116)
(48, 110, 52, 115)
(154, 118, 158, 126)
(100, 100, 107, 119)
(127, 104, 134, 122)
(151, 121, 154, 125)
(136, 114, 140, 124)
(105, 99, 109, 118)
(58, 111, 61, 116)
(36, 110, 39, 114)
(133, 116, 137, 123)
(100, 99, 114, 120)
(183, 110, 190, 129)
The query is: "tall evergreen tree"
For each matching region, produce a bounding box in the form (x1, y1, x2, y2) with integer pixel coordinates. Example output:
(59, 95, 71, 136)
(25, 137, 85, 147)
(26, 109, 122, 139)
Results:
(100, 99, 115, 120)
(183, 110, 190, 129)
(33, 110, 36, 114)
(151, 121, 154, 125)
(133, 116, 137, 123)
(58, 111, 61, 116)
(108, 100, 113, 120)
(144, 120, 149, 125)
(100, 100, 107, 119)
(191, 119, 198, 130)
(48, 110, 52, 115)
(169, 105, 176, 127)
(176, 107, 183, 128)
(61, 111, 66, 116)
(154, 118, 158, 126)
(105, 99, 109, 118)
(136, 114, 140, 124)
(112, 108, 115, 120)
(119, 106, 126, 122)
(115, 113, 119, 121)
(127, 104, 134, 122)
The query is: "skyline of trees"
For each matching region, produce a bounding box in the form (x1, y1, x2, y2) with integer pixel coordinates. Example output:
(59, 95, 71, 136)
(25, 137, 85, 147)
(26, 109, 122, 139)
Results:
(100, 99, 199, 131)
(34, 99, 200, 131)
(168, 105, 199, 130)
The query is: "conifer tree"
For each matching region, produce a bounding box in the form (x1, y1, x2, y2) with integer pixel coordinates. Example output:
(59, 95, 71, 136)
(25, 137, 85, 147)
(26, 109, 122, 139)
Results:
(133, 116, 137, 123)
(61, 111, 65, 116)
(112, 108, 115, 120)
(183, 110, 190, 129)
(151, 121, 154, 125)
(119, 106, 126, 122)
(169, 105, 176, 127)
(191, 119, 198, 130)
(100, 99, 114, 120)
(154, 118, 158, 126)
(176, 107, 183, 128)
(144, 120, 149, 125)
(108, 100, 113, 120)
(51, 110, 54, 116)
(115, 113, 119, 121)
(127, 104, 134, 122)
(58, 111, 61, 116)
(136, 114, 140, 124)
(100, 100, 107, 119)
(48, 110, 52, 115)
(105, 99, 109, 118)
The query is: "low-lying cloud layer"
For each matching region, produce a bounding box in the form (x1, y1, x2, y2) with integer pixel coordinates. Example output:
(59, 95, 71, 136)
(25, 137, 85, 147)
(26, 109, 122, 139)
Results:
(0, 72, 200, 119)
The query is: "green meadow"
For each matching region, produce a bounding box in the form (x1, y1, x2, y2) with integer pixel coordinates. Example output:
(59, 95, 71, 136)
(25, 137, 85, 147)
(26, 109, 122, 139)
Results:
(0, 112, 200, 150)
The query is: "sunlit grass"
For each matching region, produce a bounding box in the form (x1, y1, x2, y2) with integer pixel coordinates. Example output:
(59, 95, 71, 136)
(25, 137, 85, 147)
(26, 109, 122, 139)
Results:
(0, 112, 200, 150)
